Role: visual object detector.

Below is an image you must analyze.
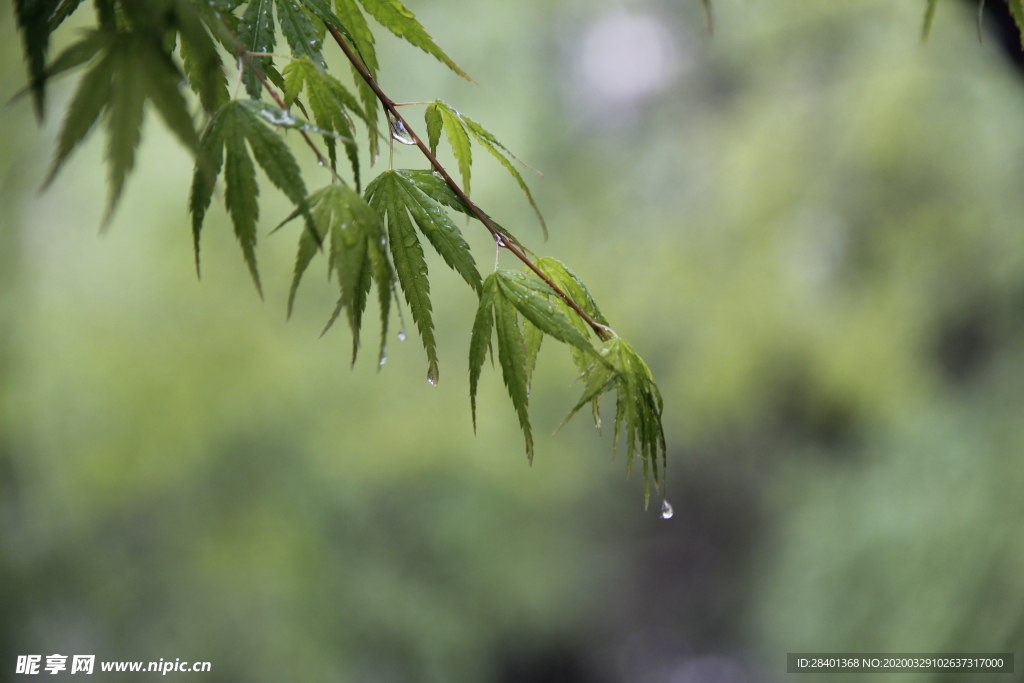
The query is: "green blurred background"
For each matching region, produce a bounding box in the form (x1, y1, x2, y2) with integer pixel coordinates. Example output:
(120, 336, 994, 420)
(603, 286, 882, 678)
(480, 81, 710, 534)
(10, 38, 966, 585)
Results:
(3, 0, 1024, 680)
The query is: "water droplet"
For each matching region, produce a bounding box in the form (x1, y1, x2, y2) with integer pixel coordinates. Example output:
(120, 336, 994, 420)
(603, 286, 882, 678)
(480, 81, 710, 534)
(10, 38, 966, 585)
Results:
(317, 159, 325, 167)
(660, 500, 674, 520)
(389, 118, 416, 145)
(379, 348, 388, 366)
(397, 329, 407, 341)
(427, 368, 438, 386)
(495, 236, 506, 247)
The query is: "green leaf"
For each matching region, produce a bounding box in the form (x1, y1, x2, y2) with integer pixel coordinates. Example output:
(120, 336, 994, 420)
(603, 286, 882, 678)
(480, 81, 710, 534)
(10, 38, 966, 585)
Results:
(399, 169, 523, 248)
(276, 0, 326, 67)
(43, 38, 115, 189)
(222, 109, 263, 295)
(234, 101, 314, 232)
(189, 101, 314, 291)
(190, 108, 228, 275)
(1009, 0, 1024, 48)
(50, 0, 85, 30)
(560, 338, 667, 506)
(469, 276, 497, 431)
(461, 113, 547, 239)
(282, 58, 363, 186)
(103, 39, 148, 225)
(238, 0, 276, 98)
(178, 2, 230, 114)
(333, 0, 379, 73)
(388, 170, 481, 292)
(366, 172, 438, 382)
(286, 186, 333, 315)
(138, 47, 199, 153)
(523, 318, 543, 392)
(333, 0, 381, 159)
(14, 0, 61, 118)
(533, 257, 610, 327)
(7, 29, 105, 105)
(424, 102, 442, 156)
(437, 104, 472, 196)
(355, 0, 472, 81)
(495, 271, 592, 353)
(493, 289, 533, 461)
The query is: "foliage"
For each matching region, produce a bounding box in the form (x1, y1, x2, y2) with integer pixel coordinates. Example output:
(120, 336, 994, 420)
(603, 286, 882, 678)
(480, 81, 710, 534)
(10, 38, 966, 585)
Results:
(10, 0, 668, 499)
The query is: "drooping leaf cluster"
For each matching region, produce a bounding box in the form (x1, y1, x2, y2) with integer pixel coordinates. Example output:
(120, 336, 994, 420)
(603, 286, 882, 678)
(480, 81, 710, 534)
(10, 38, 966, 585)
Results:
(12, 0, 669, 500)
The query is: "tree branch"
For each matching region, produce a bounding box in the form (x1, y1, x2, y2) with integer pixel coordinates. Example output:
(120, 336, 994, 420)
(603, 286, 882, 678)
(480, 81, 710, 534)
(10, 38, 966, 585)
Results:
(324, 24, 613, 342)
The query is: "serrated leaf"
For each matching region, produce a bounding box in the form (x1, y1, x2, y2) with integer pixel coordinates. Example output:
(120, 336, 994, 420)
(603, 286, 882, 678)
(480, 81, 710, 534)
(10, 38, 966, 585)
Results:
(139, 48, 199, 153)
(190, 107, 228, 274)
(386, 170, 480, 291)
(283, 59, 363, 185)
(103, 39, 147, 225)
(1009, 0, 1024, 48)
(437, 104, 472, 196)
(43, 39, 115, 188)
(50, 0, 85, 30)
(461, 113, 547, 238)
(286, 186, 333, 315)
(8, 29, 105, 105)
(366, 172, 438, 382)
(533, 257, 610, 327)
(355, 0, 472, 81)
(469, 276, 497, 432)
(14, 0, 61, 118)
(523, 318, 543, 392)
(239, 0, 276, 98)
(178, 1, 231, 113)
(424, 102, 442, 156)
(495, 271, 592, 353)
(222, 112, 263, 295)
(276, 0, 326, 67)
(493, 291, 533, 461)
(234, 100, 314, 232)
(400, 169, 523, 248)
(333, 0, 379, 72)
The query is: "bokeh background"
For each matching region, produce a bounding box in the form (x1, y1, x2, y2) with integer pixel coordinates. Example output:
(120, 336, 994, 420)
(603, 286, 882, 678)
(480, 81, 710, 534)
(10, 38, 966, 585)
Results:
(3, 0, 1024, 681)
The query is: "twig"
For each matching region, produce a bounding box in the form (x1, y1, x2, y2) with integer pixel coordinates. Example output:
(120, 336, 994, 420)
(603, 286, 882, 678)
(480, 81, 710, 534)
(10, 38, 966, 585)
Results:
(324, 24, 613, 342)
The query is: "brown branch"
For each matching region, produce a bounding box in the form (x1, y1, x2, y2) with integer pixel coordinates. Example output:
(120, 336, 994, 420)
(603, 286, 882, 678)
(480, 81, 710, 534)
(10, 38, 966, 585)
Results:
(324, 24, 613, 342)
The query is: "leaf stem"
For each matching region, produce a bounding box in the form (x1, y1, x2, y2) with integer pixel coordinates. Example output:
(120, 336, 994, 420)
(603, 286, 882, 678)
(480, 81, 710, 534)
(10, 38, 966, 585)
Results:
(324, 24, 613, 342)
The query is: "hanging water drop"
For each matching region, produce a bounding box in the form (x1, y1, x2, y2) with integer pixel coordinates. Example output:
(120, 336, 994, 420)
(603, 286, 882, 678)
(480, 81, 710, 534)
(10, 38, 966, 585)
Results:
(397, 329, 407, 341)
(379, 348, 388, 366)
(660, 500, 674, 520)
(389, 118, 416, 145)
(427, 367, 438, 386)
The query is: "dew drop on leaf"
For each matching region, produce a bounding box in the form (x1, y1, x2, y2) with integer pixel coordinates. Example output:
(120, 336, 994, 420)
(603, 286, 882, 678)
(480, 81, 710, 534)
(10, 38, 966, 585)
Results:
(660, 500, 674, 520)
(427, 367, 438, 386)
(379, 348, 388, 366)
(390, 118, 416, 145)
(397, 328, 407, 341)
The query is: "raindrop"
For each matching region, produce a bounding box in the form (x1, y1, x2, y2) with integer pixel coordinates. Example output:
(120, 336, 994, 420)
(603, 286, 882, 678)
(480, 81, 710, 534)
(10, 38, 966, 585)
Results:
(379, 348, 388, 366)
(389, 118, 416, 145)
(427, 367, 438, 386)
(397, 329, 407, 341)
(660, 500, 674, 520)
(317, 159, 325, 167)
